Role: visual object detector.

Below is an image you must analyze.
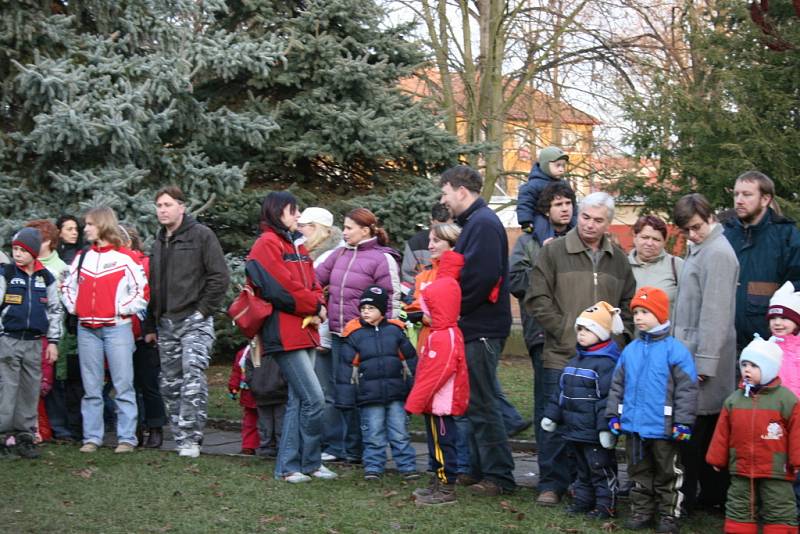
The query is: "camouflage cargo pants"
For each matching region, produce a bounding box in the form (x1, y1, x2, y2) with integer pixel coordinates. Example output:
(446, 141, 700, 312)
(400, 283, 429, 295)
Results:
(157, 312, 215, 447)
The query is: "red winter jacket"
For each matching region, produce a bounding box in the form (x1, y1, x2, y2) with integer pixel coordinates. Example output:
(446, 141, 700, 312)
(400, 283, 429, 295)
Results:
(405, 251, 469, 416)
(62, 244, 148, 328)
(125, 250, 150, 340)
(246, 227, 324, 354)
(706, 378, 800, 480)
(228, 346, 256, 410)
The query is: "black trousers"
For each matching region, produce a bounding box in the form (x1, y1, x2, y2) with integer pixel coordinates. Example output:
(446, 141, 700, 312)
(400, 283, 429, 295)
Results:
(133, 340, 167, 428)
(679, 413, 729, 512)
(572, 441, 618, 513)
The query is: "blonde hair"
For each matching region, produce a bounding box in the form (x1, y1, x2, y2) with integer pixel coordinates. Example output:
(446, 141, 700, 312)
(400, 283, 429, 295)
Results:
(85, 207, 124, 247)
(304, 223, 333, 252)
(430, 223, 461, 248)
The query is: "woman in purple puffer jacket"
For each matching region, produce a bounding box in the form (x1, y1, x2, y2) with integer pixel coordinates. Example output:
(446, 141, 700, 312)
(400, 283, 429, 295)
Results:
(315, 208, 401, 462)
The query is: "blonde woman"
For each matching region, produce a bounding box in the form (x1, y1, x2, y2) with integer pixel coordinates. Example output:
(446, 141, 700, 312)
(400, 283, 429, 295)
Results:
(61, 207, 148, 453)
(297, 207, 345, 461)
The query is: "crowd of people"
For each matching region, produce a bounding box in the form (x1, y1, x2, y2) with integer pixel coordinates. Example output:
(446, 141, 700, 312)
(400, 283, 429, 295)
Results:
(1, 155, 800, 532)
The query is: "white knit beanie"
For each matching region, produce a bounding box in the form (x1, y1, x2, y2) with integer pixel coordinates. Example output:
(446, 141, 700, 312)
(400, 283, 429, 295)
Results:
(739, 334, 784, 385)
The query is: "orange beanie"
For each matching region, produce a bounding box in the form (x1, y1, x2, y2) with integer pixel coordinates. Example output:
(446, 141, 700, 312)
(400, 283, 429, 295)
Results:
(630, 286, 670, 324)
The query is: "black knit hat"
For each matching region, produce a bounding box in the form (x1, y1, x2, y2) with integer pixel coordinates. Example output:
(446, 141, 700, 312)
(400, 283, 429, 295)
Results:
(12, 227, 42, 258)
(359, 285, 388, 316)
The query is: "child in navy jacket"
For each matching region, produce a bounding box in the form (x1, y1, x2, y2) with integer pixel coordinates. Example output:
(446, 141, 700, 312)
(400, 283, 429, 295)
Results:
(340, 285, 418, 480)
(541, 300, 622, 519)
(0, 228, 62, 459)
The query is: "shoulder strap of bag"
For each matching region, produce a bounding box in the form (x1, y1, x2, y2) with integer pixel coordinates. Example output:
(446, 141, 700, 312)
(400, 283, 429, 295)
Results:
(670, 255, 678, 285)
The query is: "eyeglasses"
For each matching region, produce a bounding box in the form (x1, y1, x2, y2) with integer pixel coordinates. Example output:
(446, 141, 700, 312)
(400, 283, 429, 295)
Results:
(680, 222, 707, 235)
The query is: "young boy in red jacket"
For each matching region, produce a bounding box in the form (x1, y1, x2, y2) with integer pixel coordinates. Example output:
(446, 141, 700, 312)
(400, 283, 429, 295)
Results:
(405, 250, 470, 505)
(707, 334, 800, 534)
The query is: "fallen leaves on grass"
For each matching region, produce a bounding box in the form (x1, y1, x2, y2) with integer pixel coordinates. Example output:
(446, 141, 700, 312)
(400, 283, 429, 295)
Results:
(382, 490, 398, 498)
(72, 467, 98, 479)
(259, 515, 284, 524)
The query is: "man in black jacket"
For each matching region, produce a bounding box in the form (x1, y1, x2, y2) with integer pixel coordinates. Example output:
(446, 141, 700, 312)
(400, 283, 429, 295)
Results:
(439, 165, 516, 496)
(144, 186, 229, 458)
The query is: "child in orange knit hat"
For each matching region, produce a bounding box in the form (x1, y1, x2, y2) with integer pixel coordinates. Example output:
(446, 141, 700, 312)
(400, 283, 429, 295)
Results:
(606, 286, 698, 533)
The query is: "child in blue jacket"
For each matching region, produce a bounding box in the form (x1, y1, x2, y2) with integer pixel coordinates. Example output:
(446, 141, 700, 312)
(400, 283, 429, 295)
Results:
(340, 285, 418, 481)
(0, 228, 62, 459)
(606, 286, 698, 534)
(541, 301, 623, 519)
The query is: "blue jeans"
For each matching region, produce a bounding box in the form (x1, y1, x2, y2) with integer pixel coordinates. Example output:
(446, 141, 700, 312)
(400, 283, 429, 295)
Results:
(464, 338, 516, 490)
(273, 349, 324, 477)
(454, 416, 471, 474)
(77, 324, 137, 445)
(359, 401, 417, 474)
(331, 335, 362, 460)
(313, 347, 346, 458)
(537, 367, 572, 494)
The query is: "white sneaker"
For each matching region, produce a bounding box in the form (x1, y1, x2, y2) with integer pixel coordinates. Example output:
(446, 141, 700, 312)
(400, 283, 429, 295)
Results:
(283, 472, 312, 484)
(178, 445, 200, 458)
(321, 452, 338, 462)
(312, 465, 338, 480)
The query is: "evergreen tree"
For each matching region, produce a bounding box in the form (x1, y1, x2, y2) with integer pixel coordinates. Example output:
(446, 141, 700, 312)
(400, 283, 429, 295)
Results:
(0, 0, 464, 242)
(616, 0, 800, 213)
(0, 0, 282, 239)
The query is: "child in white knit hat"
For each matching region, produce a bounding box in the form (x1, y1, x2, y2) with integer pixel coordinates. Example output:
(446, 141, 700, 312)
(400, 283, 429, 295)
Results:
(768, 280, 800, 523)
(706, 334, 800, 533)
(540, 301, 622, 519)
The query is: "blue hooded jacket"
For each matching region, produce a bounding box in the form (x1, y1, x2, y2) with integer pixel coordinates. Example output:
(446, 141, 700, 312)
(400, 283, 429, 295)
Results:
(605, 326, 698, 439)
(516, 163, 578, 234)
(544, 339, 621, 443)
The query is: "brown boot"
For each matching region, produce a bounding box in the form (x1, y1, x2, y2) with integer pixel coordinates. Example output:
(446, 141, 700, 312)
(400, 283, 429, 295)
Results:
(144, 427, 163, 449)
(415, 484, 456, 506)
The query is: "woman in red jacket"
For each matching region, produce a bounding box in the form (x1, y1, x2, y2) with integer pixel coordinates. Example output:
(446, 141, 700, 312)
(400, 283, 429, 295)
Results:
(246, 192, 336, 483)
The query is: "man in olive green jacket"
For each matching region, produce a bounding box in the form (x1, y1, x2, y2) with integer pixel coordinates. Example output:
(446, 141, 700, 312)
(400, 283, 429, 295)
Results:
(525, 192, 636, 506)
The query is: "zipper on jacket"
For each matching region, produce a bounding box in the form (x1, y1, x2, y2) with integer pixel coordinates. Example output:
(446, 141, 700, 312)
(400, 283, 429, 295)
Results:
(338, 246, 359, 331)
(25, 271, 33, 331)
(593, 270, 598, 303)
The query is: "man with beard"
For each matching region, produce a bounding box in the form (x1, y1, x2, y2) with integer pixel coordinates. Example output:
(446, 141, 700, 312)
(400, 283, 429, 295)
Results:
(722, 171, 800, 351)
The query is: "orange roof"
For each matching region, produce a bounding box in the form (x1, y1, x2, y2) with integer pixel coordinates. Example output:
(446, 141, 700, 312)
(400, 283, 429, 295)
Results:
(399, 69, 600, 126)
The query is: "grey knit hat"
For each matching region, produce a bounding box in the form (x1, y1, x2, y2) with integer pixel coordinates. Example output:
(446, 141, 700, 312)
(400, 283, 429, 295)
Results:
(12, 227, 42, 258)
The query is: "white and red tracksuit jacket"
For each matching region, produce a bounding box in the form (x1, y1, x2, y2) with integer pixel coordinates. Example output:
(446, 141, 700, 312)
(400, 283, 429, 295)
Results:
(61, 244, 148, 328)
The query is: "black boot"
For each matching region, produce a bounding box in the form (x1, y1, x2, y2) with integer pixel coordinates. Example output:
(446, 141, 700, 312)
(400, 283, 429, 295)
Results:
(16, 434, 40, 459)
(144, 427, 163, 449)
(136, 425, 145, 447)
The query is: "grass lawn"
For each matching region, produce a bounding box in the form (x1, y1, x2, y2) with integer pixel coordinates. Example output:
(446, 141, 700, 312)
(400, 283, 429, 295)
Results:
(1, 443, 723, 533)
(207, 354, 537, 438)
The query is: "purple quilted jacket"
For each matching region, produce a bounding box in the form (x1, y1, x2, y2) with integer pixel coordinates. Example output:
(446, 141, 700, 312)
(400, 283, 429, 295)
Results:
(315, 237, 402, 334)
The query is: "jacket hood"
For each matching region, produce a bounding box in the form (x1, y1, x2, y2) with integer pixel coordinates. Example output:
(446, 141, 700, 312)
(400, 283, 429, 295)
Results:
(309, 226, 343, 261)
(527, 162, 555, 183)
(436, 250, 464, 280)
(159, 213, 198, 240)
(421, 276, 461, 330)
(341, 316, 406, 337)
(576, 339, 620, 362)
(723, 207, 796, 231)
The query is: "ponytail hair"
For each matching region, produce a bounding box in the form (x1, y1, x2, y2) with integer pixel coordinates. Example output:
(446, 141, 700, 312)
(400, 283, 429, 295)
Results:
(347, 208, 389, 246)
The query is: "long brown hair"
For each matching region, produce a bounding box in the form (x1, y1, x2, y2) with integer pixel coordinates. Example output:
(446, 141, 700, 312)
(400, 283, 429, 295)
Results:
(346, 208, 389, 246)
(85, 207, 124, 247)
